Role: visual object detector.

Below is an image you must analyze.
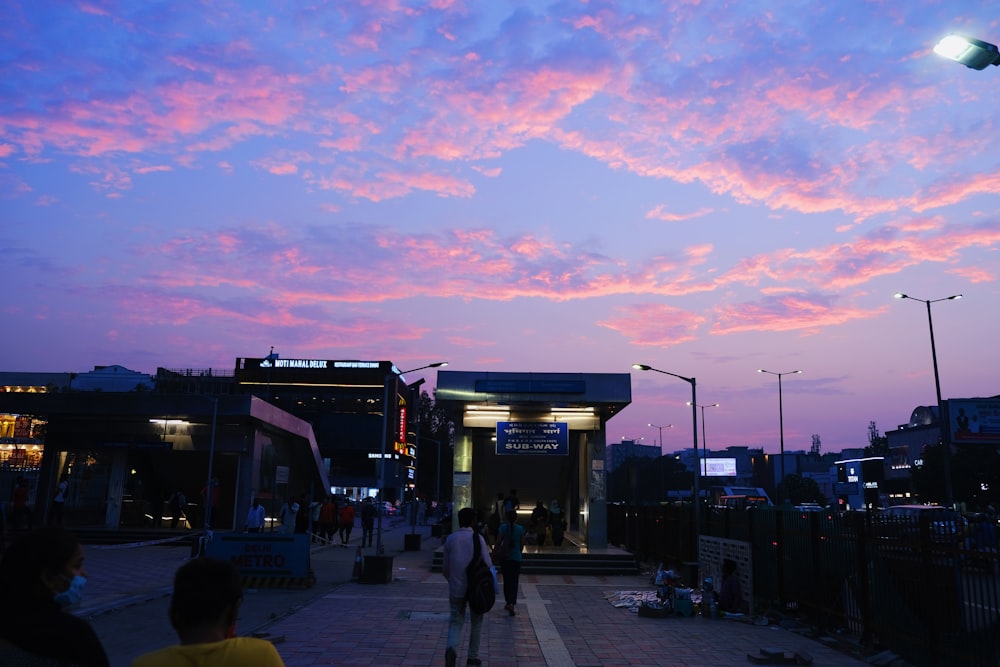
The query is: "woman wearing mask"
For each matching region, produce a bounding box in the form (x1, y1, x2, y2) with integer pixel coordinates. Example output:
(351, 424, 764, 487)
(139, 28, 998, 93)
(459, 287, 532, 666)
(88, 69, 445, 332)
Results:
(0, 528, 110, 666)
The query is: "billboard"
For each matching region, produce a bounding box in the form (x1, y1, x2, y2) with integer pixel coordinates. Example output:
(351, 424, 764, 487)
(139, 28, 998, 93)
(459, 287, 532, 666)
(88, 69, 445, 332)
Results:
(701, 458, 737, 477)
(496, 422, 569, 455)
(947, 398, 1000, 446)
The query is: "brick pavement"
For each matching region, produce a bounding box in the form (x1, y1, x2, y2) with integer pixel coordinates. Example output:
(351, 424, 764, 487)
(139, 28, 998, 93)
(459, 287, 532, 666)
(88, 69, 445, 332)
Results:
(77, 524, 873, 666)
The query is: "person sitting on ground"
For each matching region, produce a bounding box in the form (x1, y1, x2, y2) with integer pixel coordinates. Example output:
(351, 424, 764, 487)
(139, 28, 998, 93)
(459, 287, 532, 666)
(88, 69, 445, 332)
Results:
(131, 557, 285, 666)
(716, 558, 743, 614)
(0, 527, 110, 666)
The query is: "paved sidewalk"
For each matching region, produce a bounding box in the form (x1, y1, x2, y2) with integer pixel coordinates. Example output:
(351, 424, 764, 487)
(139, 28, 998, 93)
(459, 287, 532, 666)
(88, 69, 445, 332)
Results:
(79, 523, 872, 666)
(260, 534, 871, 667)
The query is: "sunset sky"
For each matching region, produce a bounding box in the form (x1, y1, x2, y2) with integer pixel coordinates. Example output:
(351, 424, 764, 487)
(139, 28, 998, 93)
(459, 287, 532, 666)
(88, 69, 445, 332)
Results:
(2, 1, 998, 457)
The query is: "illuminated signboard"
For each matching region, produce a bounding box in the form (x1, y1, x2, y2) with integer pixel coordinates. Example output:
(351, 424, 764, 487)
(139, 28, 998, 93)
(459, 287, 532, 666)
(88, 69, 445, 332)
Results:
(701, 458, 737, 477)
(496, 422, 569, 456)
(947, 398, 1000, 446)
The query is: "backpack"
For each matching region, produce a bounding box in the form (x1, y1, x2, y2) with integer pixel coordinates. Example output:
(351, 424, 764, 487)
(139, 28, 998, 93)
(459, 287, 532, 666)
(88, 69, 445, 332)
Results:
(466, 531, 496, 615)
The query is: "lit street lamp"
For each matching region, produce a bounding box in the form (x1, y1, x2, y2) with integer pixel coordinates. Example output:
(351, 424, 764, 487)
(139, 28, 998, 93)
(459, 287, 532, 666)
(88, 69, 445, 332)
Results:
(934, 34, 1000, 70)
(632, 364, 701, 533)
(686, 403, 718, 479)
(377, 362, 447, 554)
(648, 422, 674, 450)
(894, 292, 962, 505)
(757, 369, 801, 501)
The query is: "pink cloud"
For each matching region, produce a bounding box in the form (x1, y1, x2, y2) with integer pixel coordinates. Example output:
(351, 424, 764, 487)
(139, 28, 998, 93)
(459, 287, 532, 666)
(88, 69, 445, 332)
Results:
(948, 266, 995, 283)
(598, 304, 706, 347)
(134, 165, 172, 174)
(268, 163, 298, 175)
(472, 165, 501, 177)
(712, 294, 884, 335)
(645, 205, 715, 222)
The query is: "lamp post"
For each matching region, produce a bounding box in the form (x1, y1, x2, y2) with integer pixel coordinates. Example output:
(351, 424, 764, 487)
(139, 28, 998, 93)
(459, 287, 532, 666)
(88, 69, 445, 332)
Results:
(632, 364, 701, 535)
(934, 34, 1000, 70)
(894, 293, 962, 505)
(377, 362, 447, 555)
(757, 369, 801, 501)
(648, 423, 674, 451)
(686, 403, 718, 480)
(199, 396, 218, 556)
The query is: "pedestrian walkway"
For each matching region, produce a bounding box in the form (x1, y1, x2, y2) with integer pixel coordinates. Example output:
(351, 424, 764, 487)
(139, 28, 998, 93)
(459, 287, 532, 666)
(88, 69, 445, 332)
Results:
(78, 522, 872, 666)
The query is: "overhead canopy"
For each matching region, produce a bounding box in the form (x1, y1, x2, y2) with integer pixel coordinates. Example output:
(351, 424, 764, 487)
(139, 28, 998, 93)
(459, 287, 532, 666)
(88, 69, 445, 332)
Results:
(435, 371, 631, 428)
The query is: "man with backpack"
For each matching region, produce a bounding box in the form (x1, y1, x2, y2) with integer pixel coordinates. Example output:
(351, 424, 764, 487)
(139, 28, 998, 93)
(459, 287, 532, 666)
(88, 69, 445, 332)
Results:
(442, 507, 492, 667)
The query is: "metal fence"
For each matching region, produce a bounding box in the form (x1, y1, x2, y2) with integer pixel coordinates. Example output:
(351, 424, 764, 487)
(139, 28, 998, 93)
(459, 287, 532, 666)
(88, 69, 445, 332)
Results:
(607, 503, 1000, 667)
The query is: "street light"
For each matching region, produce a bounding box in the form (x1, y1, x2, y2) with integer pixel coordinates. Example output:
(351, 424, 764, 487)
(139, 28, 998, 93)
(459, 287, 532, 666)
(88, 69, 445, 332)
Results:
(632, 364, 701, 533)
(198, 396, 218, 556)
(377, 362, 447, 554)
(686, 403, 718, 479)
(934, 34, 1000, 70)
(757, 369, 801, 501)
(648, 423, 674, 450)
(894, 292, 962, 505)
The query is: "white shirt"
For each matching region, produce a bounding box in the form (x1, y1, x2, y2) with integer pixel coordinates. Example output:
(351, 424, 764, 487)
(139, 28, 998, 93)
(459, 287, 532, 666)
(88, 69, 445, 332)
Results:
(247, 504, 266, 529)
(442, 527, 493, 599)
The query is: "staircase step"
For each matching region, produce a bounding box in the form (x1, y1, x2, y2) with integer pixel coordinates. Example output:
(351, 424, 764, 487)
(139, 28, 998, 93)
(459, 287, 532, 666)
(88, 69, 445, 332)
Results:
(430, 549, 639, 576)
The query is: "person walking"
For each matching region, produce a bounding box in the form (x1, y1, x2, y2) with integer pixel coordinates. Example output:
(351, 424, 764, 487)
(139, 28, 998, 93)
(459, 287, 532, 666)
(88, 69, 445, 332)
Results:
(168, 489, 186, 530)
(549, 498, 565, 546)
(318, 496, 337, 544)
(49, 474, 69, 526)
(360, 498, 376, 547)
(487, 491, 504, 543)
(531, 499, 549, 545)
(338, 500, 355, 546)
(442, 507, 492, 667)
(278, 498, 298, 535)
(498, 509, 525, 616)
(294, 494, 310, 535)
(245, 498, 266, 533)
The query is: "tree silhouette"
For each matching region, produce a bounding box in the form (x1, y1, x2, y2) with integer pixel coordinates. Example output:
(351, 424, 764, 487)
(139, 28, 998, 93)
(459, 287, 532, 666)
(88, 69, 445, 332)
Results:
(776, 473, 827, 506)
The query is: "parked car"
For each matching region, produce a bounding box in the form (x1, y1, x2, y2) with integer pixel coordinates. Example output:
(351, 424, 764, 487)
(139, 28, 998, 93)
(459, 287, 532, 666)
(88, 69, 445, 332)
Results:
(876, 504, 967, 544)
(794, 503, 825, 513)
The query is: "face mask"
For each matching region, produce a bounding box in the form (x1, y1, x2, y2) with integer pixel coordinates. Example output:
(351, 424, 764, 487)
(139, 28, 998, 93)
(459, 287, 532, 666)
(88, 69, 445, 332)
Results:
(53, 575, 87, 608)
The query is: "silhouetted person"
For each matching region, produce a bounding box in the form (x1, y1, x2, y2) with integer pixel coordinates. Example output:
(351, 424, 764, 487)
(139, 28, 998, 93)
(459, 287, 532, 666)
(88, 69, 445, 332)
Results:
(0, 528, 109, 666)
(131, 558, 285, 666)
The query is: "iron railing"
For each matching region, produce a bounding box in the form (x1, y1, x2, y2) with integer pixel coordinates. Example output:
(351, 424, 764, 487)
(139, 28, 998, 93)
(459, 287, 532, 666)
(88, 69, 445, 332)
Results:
(608, 503, 1000, 667)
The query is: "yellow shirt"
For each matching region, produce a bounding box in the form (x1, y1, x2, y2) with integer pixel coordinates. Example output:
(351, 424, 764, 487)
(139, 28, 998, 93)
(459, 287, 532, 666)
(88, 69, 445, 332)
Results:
(131, 637, 285, 667)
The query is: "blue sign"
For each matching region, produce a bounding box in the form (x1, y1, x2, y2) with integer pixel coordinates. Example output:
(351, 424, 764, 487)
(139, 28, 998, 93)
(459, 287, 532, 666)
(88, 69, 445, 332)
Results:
(205, 533, 310, 578)
(496, 422, 569, 456)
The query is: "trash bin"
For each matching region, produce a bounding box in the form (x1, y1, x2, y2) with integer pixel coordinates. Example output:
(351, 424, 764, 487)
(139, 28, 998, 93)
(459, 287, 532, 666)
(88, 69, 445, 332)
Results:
(404, 533, 422, 551)
(362, 555, 394, 584)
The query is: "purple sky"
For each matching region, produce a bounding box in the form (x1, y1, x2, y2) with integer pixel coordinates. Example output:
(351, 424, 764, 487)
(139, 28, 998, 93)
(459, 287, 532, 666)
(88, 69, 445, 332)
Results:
(2, 2, 998, 457)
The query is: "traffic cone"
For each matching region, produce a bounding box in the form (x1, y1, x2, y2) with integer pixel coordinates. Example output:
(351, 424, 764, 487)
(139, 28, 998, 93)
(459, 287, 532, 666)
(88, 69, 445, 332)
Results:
(352, 546, 363, 581)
